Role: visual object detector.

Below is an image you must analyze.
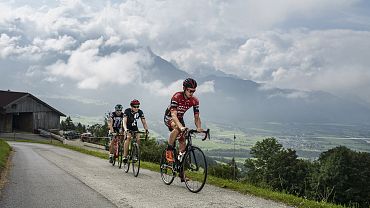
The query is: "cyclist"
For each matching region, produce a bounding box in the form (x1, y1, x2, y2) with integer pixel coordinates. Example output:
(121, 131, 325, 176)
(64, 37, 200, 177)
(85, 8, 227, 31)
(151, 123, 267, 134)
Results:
(108, 104, 124, 163)
(122, 99, 149, 163)
(164, 78, 204, 182)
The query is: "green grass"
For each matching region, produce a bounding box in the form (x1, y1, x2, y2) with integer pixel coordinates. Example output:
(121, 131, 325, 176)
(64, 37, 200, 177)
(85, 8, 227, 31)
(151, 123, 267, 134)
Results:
(0, 139, 12, 171)
(206, 176, 345, 208)
(11, 139, 344, 208)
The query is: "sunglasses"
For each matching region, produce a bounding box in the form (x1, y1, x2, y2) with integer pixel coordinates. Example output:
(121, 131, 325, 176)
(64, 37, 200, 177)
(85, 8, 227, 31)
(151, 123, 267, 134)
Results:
(116, 110, 122, 112)
(187, 89, 196, 93)
(132, 105, 140, 108)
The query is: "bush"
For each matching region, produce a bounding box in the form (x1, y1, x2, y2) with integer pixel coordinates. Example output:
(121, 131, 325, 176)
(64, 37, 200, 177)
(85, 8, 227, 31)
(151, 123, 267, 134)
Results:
(140, 137, 166, 164)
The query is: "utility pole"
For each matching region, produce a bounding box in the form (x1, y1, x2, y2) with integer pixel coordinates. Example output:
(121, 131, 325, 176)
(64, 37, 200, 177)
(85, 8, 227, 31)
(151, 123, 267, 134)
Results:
(233, 133, 236, 180)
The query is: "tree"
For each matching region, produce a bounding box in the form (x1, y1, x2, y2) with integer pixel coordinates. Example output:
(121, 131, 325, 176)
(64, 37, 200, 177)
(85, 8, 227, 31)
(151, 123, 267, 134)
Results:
(60, 116, 75, 131)
(209, 158, 240, 180)
(310, 146, 370, 207)
(75, 122, 86, 133)
(244, 137, 310, 195)
(244, 138, 283, 186)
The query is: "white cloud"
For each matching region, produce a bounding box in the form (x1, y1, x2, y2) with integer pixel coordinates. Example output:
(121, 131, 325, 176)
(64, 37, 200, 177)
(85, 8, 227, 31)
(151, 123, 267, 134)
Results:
(197, 80, 215, 94)
(47, 38, 154, 89)
(142, 79, 215, 96)
(33, 35, 77, 52)
(1, 0, 370, 103)
(268, 91, 309, 99)
(142, 80, 183, 96)
(38, 94, 108, 106)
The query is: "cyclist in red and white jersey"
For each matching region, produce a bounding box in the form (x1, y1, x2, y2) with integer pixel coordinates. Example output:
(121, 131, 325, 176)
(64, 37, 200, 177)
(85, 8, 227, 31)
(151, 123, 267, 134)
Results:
(164, 78, 204, 170)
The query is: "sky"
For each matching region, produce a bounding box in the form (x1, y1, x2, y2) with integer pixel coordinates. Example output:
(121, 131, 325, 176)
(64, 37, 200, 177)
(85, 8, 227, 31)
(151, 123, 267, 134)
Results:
(1, 0, 370, 107)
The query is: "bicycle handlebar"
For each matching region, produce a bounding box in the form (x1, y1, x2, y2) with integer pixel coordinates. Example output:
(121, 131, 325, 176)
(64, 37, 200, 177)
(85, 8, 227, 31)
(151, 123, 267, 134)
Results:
(126, 129, 149, 140)
(187, 129, 210, 141)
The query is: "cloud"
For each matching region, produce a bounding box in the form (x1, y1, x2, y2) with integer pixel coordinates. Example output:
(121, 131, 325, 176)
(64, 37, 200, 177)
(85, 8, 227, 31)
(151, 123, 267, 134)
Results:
(1, 0, 370, 103)
(268, 91, 309, 99)
(47, 38, 154, 89)
(33, 35, 77, 53)
(38, 94, 108, 106)
(197, 80, 215, 94)
(142, 80, 183, 96)
(142, 79, 215, 97)
(0, 33, 40, 59)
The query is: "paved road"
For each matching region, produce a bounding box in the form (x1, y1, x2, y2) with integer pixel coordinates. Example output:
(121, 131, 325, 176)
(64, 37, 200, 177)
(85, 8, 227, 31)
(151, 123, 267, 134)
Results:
(0, 142, 293, 208)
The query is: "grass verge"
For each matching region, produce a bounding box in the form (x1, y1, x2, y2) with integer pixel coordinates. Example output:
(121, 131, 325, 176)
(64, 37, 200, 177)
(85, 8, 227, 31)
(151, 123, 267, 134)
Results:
(0, 139, 12, 173)
(11, 139, 344, 208)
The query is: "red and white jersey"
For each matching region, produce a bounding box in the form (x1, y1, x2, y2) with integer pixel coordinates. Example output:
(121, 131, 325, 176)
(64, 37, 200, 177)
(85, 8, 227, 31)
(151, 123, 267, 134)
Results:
(165, 91, 199, 119)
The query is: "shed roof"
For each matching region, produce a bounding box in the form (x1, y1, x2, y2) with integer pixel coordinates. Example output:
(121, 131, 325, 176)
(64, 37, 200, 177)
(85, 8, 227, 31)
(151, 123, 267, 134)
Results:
(0, 90, 66, 116)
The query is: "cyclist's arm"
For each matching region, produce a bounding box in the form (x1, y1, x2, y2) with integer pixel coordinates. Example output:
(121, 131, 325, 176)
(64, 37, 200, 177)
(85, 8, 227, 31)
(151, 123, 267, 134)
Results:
(108, 117, 114, 132)
(194, 113, 203, 132)
(140, 117, 149, 131)
(170, 109, 184, 130)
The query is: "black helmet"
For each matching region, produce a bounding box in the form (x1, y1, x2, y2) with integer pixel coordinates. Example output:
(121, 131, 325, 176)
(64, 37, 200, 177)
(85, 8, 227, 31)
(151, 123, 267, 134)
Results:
(115, 104, 123, 111)
(183, 78, 197, 89)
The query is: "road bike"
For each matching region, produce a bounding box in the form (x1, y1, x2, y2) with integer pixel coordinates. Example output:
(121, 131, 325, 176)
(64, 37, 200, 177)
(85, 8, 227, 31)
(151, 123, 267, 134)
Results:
(122, 130, 148, 177)
(160, 128, 210, 193)
(110, 133, 125, 168)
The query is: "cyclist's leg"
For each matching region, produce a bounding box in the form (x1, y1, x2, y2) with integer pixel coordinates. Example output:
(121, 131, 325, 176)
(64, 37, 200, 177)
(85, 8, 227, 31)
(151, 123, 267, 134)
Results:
(135, 133, 140, 145)
(178, 131, 186, 153)
(109, 140, 114, 154)
(164, 118, 178, 162)
(124, 132, 131, 157)
(168, 121, 181, 146)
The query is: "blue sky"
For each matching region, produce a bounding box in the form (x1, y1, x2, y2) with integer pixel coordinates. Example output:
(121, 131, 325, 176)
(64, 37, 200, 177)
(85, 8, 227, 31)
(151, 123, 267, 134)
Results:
(1, 0, 370, 105)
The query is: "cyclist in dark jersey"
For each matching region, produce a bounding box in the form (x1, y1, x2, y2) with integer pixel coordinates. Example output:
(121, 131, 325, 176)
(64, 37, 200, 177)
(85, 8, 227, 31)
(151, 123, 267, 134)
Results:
(164, 78, 204, 182)
(123, 99, 149, 163)
(108, 104, 124, 163)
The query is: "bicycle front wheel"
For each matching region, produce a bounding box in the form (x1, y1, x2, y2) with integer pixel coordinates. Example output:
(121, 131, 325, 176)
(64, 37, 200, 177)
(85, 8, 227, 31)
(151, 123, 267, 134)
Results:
(182, 146, 208, 193)
(131, 143, 140, 177)
(123, 146, 130, 173)
(160, 149, 175, 185)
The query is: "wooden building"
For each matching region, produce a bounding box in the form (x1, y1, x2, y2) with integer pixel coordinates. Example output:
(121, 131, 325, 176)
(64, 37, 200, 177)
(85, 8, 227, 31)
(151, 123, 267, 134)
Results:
(0, 90, 65, 132)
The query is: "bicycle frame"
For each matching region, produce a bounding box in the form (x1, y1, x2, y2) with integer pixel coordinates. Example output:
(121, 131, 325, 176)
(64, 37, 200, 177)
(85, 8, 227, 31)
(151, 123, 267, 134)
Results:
(160, 128, 210, 193)
(123, 130, 148, 176)
(172, 129, 210, 172)
(125, 130, 148, 146)
(112, 134, 124, 158)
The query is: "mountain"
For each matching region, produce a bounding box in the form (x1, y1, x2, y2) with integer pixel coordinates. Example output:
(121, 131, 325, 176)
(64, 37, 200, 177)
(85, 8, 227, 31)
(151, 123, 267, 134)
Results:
(198, 75, 370, 127)
(3, 47, 370, 138)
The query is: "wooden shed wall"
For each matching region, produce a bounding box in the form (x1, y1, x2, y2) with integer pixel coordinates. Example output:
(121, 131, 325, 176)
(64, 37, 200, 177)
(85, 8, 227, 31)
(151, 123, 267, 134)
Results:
(5, 96, 52, 113)
(33, 112, 60, 130)
(1, 95, 62, 131)
(0, 114, 12, 132)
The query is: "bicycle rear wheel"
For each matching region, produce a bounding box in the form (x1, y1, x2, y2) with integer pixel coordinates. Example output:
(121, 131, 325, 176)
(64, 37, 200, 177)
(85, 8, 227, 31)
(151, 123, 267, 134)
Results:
(118, 144, 123, 169)
(112, 142, 118, 166)
(131, 143, 140, 177)
(160, 149, 175, 185)
(182, 146, 208, 193)
(112, 156, 116, 166)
